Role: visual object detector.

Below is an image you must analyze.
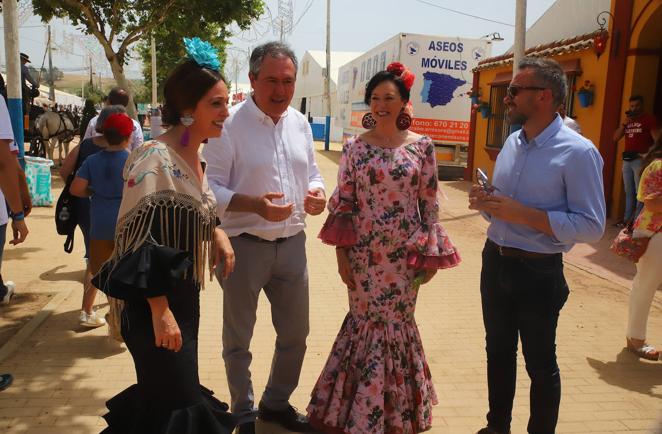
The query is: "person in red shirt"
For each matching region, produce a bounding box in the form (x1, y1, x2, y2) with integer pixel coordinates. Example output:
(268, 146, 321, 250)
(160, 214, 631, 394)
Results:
(613, 95, 660, 225)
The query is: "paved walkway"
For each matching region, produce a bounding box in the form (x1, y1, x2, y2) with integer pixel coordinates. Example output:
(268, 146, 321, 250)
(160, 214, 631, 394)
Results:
(0, 142, 660, 433)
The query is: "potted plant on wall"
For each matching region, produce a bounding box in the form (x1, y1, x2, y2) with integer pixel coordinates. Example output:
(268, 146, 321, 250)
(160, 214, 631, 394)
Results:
(472, 101, 491, 119)
(467, 88, 482, 105)
(577, 80, 595, 107)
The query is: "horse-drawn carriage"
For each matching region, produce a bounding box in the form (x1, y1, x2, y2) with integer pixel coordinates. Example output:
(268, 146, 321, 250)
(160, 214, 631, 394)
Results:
(25, 101, 79, 165)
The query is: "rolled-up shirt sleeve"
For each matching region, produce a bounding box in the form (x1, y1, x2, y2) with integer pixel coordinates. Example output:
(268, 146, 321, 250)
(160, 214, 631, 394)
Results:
(547, 146, 606, 244)
(203, 132, 236, 218)
(304, 122, 325, 192)
(131, 120, 144, 150)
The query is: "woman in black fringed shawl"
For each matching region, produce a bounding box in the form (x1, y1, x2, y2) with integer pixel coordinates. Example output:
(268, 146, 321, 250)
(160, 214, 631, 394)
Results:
(94, 38, 237, 434)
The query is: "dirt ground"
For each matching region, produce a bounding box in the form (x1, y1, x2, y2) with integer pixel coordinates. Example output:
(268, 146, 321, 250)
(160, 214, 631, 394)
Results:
(1, 163, 77, 349)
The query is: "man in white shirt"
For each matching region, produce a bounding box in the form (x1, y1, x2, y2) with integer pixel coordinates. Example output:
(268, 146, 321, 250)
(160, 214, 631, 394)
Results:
(0, 96, 30, 306)
(204, 42, 326, 434)
(83, 87, 143, 150)
(0, 95, 30, 393)
(558, 103, 582, 135)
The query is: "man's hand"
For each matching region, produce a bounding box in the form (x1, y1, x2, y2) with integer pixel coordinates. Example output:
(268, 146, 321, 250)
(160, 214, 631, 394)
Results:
(304, 188, 326, 216)
(256, 192, 294, 222)
(474, 195, 528, 223)
(10, 219, 28, 245)
(468, 184, 493, 211)
(213, 227, 235, 279)
(472, 194, 554, 236)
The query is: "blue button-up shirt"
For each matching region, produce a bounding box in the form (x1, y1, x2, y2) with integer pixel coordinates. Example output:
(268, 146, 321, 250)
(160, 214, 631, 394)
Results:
(485, 114, 606, 253)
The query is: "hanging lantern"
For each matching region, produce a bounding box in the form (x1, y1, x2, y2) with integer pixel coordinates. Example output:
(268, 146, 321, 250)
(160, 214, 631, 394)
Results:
(594, 11, 614, 58)
(594, 30, 609, 58)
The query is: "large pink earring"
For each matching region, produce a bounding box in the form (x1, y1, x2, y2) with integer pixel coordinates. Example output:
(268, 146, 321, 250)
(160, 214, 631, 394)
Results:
(362, 112, 376, 129)
(180, 114, 194, 146)
(396, 109, 411, 130)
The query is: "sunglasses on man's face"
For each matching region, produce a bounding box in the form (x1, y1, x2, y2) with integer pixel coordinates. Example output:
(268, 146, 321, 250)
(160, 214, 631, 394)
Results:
(506, 85, 547, 98)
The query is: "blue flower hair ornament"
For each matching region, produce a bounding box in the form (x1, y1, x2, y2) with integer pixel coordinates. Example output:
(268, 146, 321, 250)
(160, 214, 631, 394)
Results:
(183, 37, 222, 71)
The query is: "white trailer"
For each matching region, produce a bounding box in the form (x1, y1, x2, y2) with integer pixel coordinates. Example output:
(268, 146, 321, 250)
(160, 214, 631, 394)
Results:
(337, 33, 491, 176)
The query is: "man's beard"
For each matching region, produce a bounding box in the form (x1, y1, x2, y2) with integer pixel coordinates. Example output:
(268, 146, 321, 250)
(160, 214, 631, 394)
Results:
(506, 106, 528, 125)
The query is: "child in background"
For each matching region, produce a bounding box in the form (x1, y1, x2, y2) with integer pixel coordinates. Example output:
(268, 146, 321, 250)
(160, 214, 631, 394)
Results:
(71, 113, 132, 327)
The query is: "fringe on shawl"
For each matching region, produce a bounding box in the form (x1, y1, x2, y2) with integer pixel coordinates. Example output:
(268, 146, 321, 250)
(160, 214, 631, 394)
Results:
(101, 190, 217, 340)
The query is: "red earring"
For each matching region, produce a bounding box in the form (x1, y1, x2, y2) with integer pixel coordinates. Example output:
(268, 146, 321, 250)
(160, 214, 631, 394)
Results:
(362, 112, 377, 129)
(396, 110, 411, 130)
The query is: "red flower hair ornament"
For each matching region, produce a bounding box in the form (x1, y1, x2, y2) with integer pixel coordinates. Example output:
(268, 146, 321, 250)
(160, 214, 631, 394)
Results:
(387, 61, 415, 90)
(103, 113, 134, 137)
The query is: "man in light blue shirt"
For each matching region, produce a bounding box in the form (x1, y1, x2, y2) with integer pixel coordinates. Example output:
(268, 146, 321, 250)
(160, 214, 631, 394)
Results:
(470, 57, 605, 434)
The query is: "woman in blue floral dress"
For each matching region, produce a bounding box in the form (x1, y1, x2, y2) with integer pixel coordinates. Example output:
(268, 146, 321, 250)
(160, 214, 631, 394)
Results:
(307, 63, 461, 434)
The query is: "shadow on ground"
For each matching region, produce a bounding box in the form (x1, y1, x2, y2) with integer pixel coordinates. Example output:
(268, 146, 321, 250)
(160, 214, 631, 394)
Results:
(0, 292, 55, 347)
(2, 247, 42, 261)
(587, 348, 662, 399)
(0, 308, 127, 433)
(39, 265, 84, 283)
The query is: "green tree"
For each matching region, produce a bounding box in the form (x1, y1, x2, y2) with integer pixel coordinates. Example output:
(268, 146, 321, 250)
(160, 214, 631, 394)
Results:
(31, 0, 264, 117)
(137, 21, 231, 104)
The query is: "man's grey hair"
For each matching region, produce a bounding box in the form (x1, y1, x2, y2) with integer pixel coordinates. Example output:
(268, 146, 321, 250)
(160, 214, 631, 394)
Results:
(518, 57, 568, 107)
(95, 104, 127, 133)
(249, 41, 298, 77)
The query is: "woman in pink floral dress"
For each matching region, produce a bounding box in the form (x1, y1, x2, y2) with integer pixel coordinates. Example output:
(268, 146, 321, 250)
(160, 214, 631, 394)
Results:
(307, 63, 461, 434)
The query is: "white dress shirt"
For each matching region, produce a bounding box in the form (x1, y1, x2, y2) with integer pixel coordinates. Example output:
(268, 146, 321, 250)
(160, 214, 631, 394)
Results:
(84, 114, 144, 151)
(203, 96, 325, 241)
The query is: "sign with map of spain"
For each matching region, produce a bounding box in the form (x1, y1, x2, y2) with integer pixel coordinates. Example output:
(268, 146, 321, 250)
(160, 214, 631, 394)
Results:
(337, 33, 491, 146)
(403, 34, 489, 143)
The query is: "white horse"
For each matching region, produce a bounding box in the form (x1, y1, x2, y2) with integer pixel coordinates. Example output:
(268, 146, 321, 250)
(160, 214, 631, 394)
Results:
(34, 110, 76, 165)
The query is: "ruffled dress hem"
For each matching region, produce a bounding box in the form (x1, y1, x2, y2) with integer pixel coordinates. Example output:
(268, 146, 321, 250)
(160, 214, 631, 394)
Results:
(406, 251, 462, 270)
(100, 384, 237, 434)
(307, 313, 438, 434)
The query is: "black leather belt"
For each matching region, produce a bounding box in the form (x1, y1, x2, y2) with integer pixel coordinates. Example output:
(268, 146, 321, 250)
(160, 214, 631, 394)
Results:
(487, 239, 558, 259)
(238, 233, 290, 244)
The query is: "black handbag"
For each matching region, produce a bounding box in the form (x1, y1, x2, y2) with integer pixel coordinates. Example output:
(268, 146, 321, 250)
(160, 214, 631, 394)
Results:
(55, 151, 81, 253)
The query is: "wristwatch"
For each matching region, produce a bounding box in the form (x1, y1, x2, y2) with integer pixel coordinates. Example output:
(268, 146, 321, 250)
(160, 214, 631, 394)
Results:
(9, 210, 25, 221)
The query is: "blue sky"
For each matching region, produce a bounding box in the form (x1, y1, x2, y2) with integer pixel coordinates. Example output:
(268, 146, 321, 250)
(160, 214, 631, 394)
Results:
(2, 0, 556, 80)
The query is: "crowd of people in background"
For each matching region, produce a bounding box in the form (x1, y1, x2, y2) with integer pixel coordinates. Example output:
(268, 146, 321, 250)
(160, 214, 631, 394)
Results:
(0, 37, 660, 434)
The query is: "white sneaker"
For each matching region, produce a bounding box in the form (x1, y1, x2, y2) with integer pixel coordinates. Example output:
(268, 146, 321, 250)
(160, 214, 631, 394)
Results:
(79, 310, 107, 328)
(0, 281, 14, 305)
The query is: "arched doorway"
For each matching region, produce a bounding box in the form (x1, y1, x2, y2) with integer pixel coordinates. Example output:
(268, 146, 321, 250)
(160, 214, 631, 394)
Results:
(627, 2, 662, 121)
(606, 1, 662, 219)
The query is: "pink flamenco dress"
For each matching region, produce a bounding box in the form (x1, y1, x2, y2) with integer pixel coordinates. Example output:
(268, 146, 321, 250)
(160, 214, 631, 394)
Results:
(307, 136, 461, 434)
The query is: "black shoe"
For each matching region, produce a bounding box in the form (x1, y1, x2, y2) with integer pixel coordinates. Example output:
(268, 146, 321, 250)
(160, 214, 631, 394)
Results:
(258, 402, 311, 432)
(0, 373, 13, 391)
(236, 422, 255, 434)
(476, 427, 511, 434)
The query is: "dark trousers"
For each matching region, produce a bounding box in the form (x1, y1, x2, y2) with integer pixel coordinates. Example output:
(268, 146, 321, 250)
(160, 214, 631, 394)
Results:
(480, 240, 569, 434)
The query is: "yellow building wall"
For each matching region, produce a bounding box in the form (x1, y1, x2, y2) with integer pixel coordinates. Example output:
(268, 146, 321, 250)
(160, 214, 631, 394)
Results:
(471, 48, 610, 181)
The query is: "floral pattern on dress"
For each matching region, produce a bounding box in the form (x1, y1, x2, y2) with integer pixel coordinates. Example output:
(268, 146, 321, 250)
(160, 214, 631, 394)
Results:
(635, 158, 662, 233)
(308, 135, 460, 434)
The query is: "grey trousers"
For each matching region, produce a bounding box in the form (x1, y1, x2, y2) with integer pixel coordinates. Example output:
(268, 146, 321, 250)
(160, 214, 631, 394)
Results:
(219, 231, 309, 424)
